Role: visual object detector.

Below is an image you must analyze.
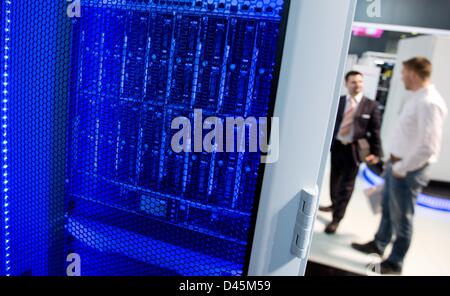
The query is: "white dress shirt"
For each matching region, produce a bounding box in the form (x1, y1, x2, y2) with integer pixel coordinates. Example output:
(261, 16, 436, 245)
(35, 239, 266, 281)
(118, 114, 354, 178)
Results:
(337, 92, 363, 144)
(390, 84, 448, 177)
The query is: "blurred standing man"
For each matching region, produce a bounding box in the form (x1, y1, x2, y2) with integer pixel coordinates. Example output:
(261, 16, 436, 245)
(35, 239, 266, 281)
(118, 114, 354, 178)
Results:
(320, 71, 382, 234)
(352, 57, 448, 275)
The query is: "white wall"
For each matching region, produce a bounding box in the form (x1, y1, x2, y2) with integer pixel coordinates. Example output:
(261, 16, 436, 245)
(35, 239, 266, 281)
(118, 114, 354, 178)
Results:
(430, 38, 450, 181)
(381, 36, 450, 182)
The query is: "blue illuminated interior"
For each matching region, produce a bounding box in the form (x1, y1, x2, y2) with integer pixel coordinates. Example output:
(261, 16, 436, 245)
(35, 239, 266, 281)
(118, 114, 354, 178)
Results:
(1, 0, 288, 275)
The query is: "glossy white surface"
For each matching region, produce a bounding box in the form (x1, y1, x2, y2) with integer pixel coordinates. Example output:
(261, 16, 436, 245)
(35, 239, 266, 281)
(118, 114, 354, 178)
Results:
(248, 0, 356, 276)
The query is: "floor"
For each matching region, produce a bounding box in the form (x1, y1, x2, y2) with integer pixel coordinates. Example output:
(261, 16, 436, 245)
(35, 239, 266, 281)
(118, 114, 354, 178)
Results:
(309, 158, 450, 276)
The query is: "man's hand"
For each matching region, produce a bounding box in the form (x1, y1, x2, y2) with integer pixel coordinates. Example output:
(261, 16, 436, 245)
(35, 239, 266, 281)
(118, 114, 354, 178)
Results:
(392, 169, 406, 180)
(365, 154, 380, 165)
(392, 161, 407, 179)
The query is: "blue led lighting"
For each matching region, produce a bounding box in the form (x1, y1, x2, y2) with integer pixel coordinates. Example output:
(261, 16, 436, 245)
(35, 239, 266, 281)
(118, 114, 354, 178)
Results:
(362, 165, 450, 213)
(1, 0, 11, 277)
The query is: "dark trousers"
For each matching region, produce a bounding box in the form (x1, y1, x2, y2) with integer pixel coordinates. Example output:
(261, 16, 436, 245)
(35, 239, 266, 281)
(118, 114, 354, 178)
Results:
(330, 141, 359, 222)
(374, 162, 430, 266)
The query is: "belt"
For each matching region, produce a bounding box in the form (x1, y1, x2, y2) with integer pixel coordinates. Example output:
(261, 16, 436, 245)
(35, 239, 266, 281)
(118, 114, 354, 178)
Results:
(338, 140, 353, 146)
(390, 154, 402, 164)
(390, 154, 430, 172)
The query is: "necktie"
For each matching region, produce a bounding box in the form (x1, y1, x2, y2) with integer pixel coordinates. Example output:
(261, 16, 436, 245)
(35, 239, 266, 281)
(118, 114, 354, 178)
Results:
(339, 97, 357, 137)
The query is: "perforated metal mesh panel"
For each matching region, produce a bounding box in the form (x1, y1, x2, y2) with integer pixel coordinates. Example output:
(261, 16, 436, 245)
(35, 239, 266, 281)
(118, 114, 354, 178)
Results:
(1, 0, 288, 276)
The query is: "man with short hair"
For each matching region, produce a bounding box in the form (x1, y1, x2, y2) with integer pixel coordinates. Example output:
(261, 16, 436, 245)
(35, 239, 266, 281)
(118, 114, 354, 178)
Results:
(320, 71, 382, 234)
(352, 57, 448, 275)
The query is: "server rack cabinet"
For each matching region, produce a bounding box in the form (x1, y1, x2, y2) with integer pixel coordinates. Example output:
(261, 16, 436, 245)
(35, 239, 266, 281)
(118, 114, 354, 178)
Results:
(0, 0, 355, 276)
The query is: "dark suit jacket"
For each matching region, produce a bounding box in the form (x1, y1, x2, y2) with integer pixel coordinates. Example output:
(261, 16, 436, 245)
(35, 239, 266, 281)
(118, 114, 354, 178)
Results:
(331, 95, 382, 157)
